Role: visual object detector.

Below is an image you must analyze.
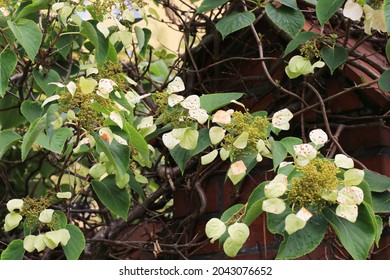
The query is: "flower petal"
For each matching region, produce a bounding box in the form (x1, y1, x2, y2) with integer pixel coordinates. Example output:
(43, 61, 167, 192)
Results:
(188, 108, 209, 124)
(344, 168, 364, 186)
(336, 204, 358, 222)
(233, 132, 249, 149)
(272, 108, 293, 130)
(343, 0, 363, 21)
(4, 212, 23, 232)
(337, 186, 364, 205)
(309, 128, 328, 145)
(212, 110, 232, 124)
(24, 235, 37, 253)
(223, 237, 243, 258)
(39, 209, 54, 224)
(205, 218, 226, 243)
(168, 94, 184, 107)
(56, 192, 72, 199)
(201, 150, 219, 165)
(6, 199, 24, 212)
(285, 213, 306, 234)
(228, 223, 250, 245)
(262, 198, 286, 214)
(209, 126, 226, 145)
(181, 95, 200, 110)
(167, 76, 185, 94)
(334, 154, 354, 169)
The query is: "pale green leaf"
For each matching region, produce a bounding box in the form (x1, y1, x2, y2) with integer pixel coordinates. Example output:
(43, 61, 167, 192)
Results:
(8, 19, 43, 61)
(216, 12, 256, 39)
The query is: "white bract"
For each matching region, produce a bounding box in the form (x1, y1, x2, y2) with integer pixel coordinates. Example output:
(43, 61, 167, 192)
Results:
(344, 168, 364, 186)
(45, 229, 71, 249)
(227, 160, 247, 185)
(188, 108, 209, 124)
(343, 0, 363, 21)
(167, 77, 185, 94)
(309, 128, 328, 145)
(272, 108, 293, 130)
(262, 198, 286, 214)
(336, 186, 364, 222)
(205, 218, 226, 243)
(228, 223, 250, 245)
(294, 144, 317, 166)
(233, 132, 249, 149)
(209, 126, 226, 145)
(264, 174, 288, 198)
(201, 150, 219, 165)
(285, 55, 325, 79)
(284, 207, 312, 235)
(6, 199, 24, 212)
(334, 154, 354, 169)
(39, 209, 54, 224)
(96, 79, 116, 99)
(23, 235, 37, 253)
(4, 212, 23, 232)
(212, 110, 233, 124)
(99, 127, 114, 144)
(363, 4, 386, 35)
(223, 237, 243, 258)
(181, 95, 200, 110)
(56, 192, 72, 199)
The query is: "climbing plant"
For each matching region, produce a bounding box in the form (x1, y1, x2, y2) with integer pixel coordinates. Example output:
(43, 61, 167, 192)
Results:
(0, 0, 389, 260)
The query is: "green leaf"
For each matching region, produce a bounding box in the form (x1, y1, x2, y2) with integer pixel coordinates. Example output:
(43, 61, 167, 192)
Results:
(33, 68, 61, 97)
(123, 123, 149, 166)
(171, 128, 211, 173)
(267, 207, 291, 234)
(197, 0, 229, 13)
(0, 95, 25, 129)
(80, 21, 108, 65)
(372, 192, 390, 213)
(8, 19, 43, 61)
(278, 0, 298, 10)
(15, 0, 51, 21)
(1, 240, 25, 260)
(52, 210, 68, 230)
(21, 114, 47, 161)
(363, 169, 390, 192)
(385, 0, 390, 35)
(91, 175, 131, 220)
(21, 100, 42, 123)
(265, 3, 305, 37)
(320, 46, 348, 74)
(269, 138, 287, 170)
(280, 136, 302, 156)
(63, 224, 86, 260)
(0, 16, 15, 46)
(200, 92, 244, 113)
(323, 203, 376, 259)
(276, 213, 328, 259)
(386, 39, 390, 63)
(247, 181, 268, 209)
(216, 11, 256, 40)
(374, 215, 383, 247)
(316, 0, 344, 26)
(221, 204, 245, 223)
(0, 130, 21, 159)
(244, 198, 265, 225)
(284, 31, 320, 57)
(378, 70, 390, 92)
(92, 132, 130, 178)
(149, 60, 169, 83)
(0, 49, 18, 97)
(49, 127, 73, 153)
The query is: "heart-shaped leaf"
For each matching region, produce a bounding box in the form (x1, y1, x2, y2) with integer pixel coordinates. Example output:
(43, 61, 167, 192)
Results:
(321, 46, 348, 74)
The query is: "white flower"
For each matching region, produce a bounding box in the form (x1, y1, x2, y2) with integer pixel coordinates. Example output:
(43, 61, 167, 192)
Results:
(6, 199, 24, 212)
(264, 174, 288, 198)
(363, 4, 386, 35)
(39, 209, 54, 224)
(285, 55, 325, 79)
(166, 77, 185, 94)
(96, 79, 116, 99)
(4, 212, 23, 232)
(343, 0, 363, 21)
(334, 154, 354, 169)
(293, 144, 317, 166)
(309, 128, 328, 145)
(205, 218, 226, 243)
(336, 186, 364, 223)
(180, 95, 200, 110)
(272, 108, 293, 130)
(56, 192, 72, 199)
(212, 110, 233, 124)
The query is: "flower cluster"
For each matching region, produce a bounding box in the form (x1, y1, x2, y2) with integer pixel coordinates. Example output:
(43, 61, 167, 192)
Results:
(4, 195, 72, 253)
(261, 129, 365, 234)
(343, 0, 386, 34)
(285, 55, 325, 79)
